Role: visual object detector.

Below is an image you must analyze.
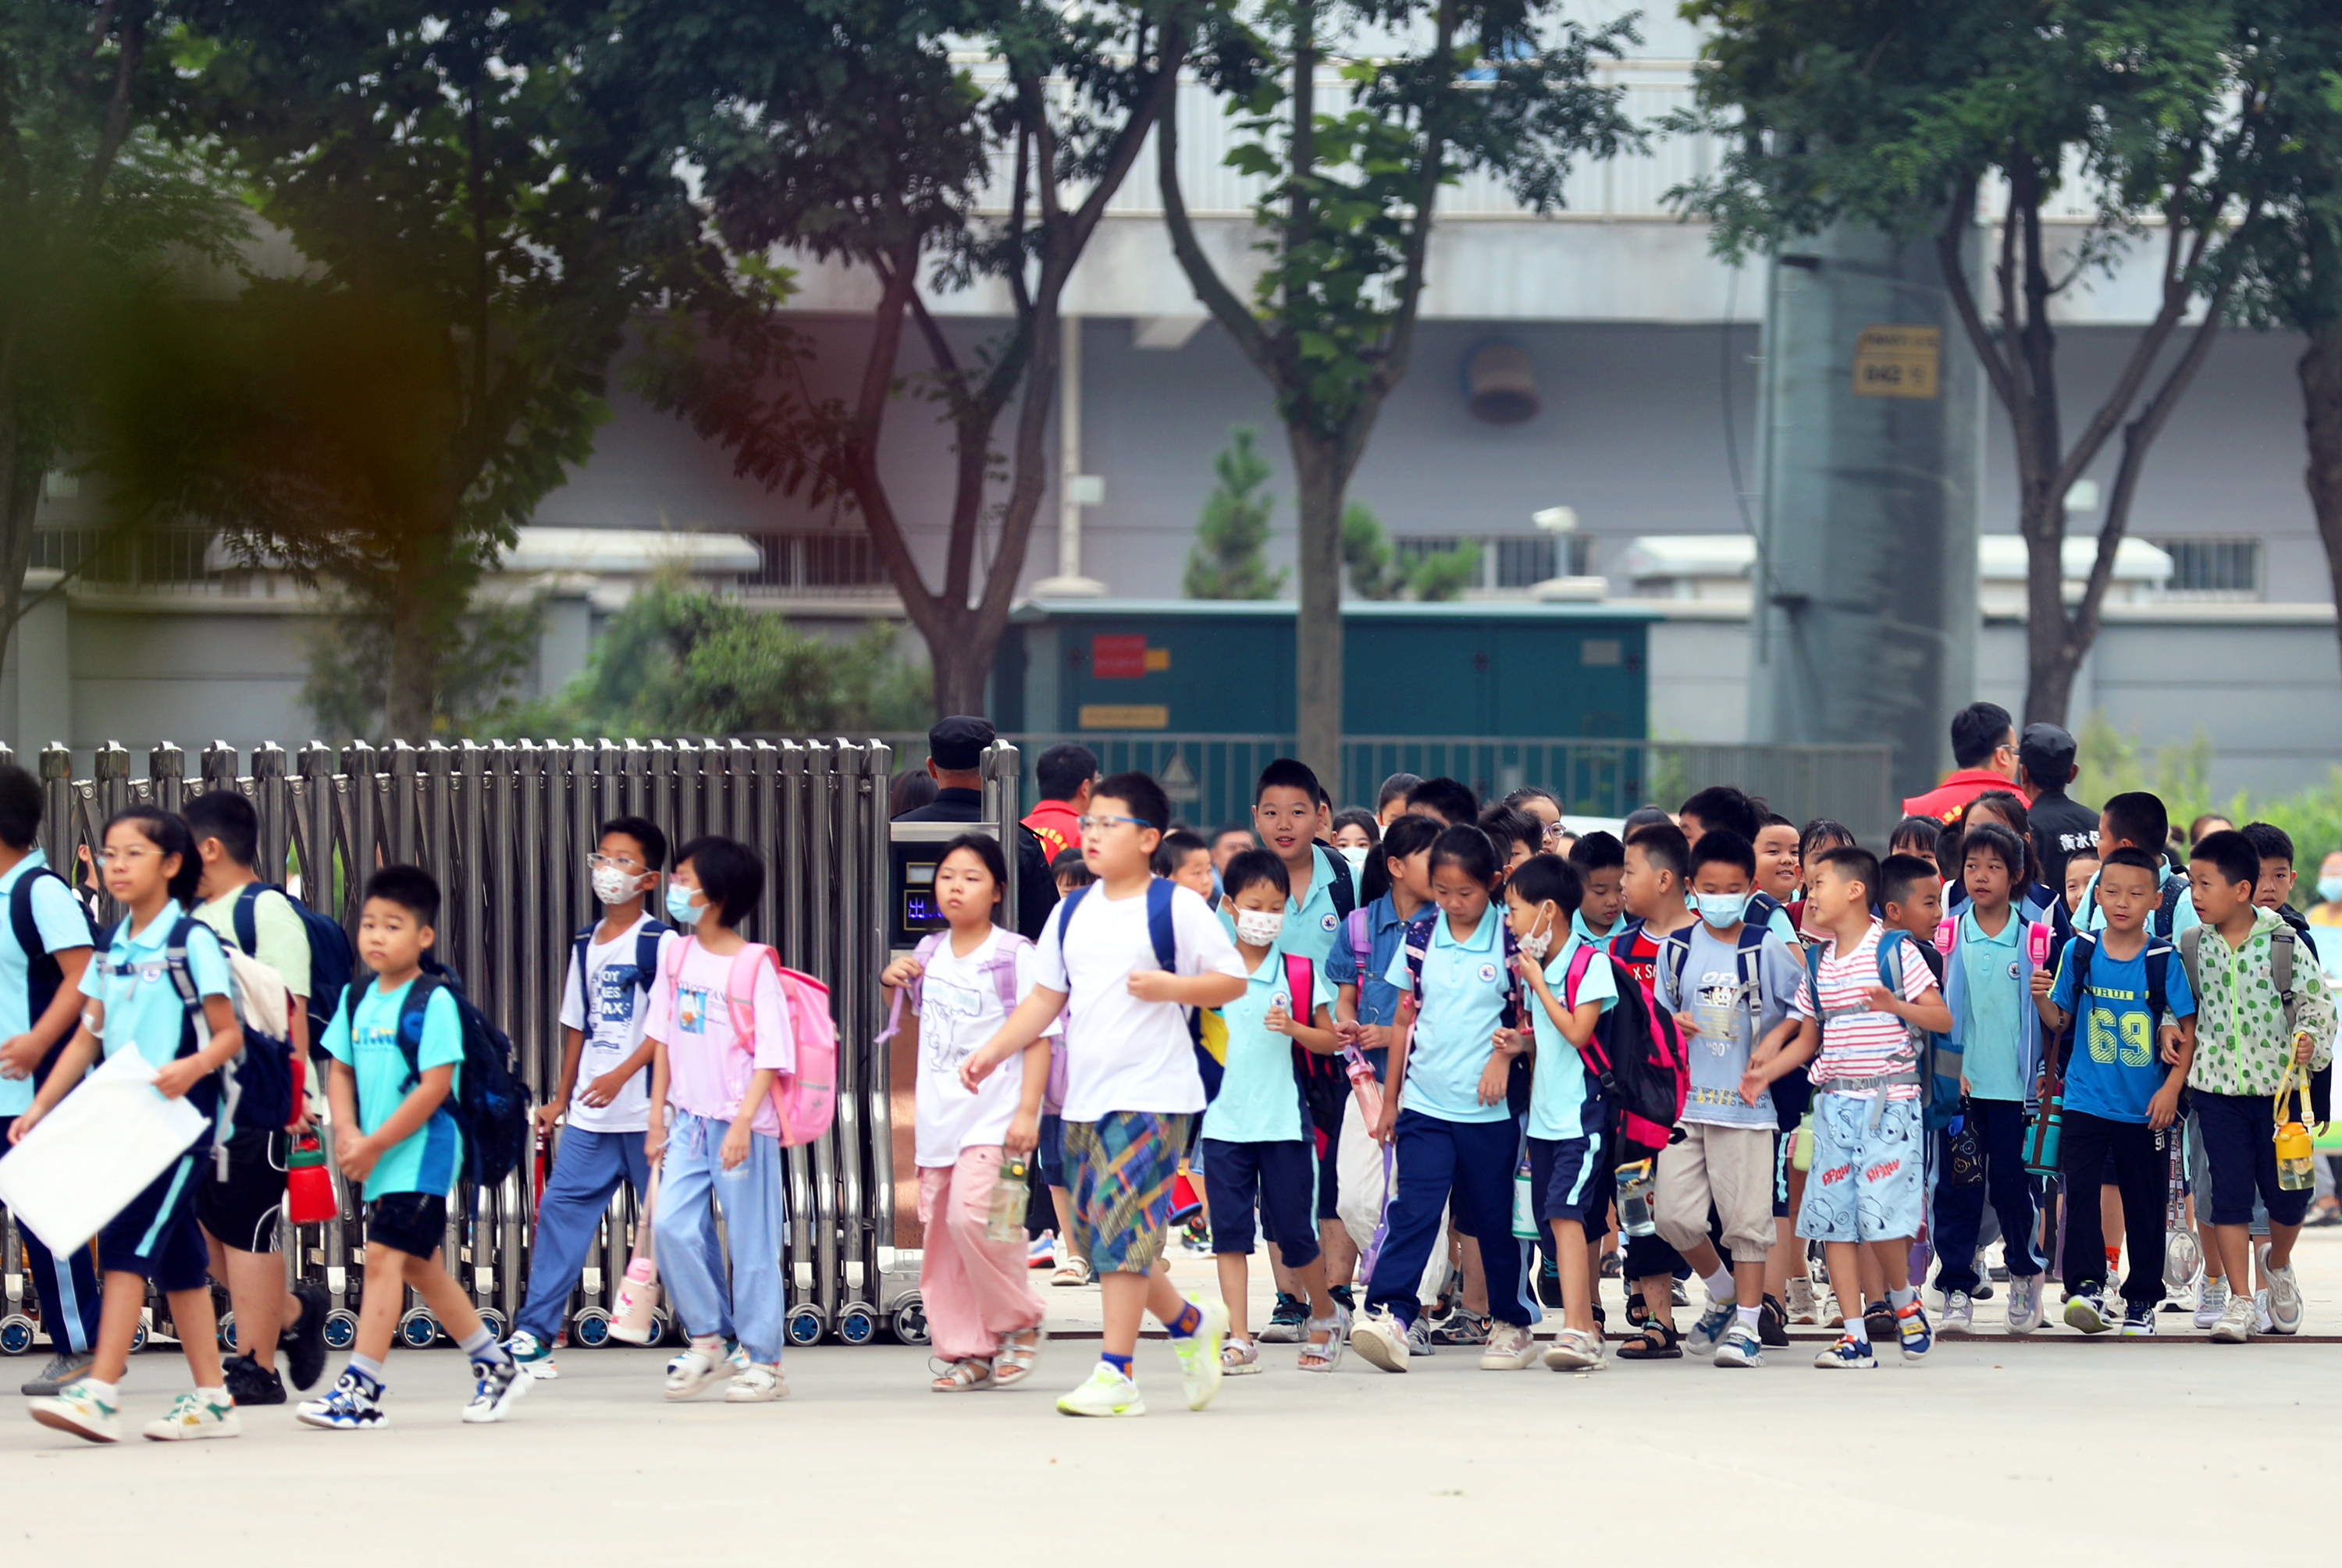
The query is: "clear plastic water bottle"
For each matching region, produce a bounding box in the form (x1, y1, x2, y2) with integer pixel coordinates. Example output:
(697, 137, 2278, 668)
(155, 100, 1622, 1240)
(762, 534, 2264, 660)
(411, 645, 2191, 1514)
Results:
(1614, 1158, 1657, 1238)
(1512, 1153, 1539, 1240)
(986, 1155, 1031, 1243)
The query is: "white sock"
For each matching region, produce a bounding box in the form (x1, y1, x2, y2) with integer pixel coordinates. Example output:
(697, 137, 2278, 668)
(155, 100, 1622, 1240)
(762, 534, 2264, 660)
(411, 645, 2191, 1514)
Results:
(1702, 1264, 1735, 1304)
(196, 1385, 228, 1403)
(80, 1378, 118, 1403)
(1735, 1303, 1761, 1329)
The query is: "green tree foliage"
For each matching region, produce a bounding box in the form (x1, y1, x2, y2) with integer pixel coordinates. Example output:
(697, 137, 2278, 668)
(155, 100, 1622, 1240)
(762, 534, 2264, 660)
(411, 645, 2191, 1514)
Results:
(1674, 0, 2272, 725)
(1184, 428, 1286, 599)
(498, 574, 931, 739)
(2073, 715, 2342, 896)
(1405, 540, 1482, 603)
(1162, 0, 1638, 774)
(301, 595, 544, 743)
(1340, 500, 1480, 601)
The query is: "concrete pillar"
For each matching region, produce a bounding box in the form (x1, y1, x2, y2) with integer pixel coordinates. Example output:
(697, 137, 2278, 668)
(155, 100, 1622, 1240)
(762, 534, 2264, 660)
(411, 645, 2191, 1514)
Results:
(536, 588, 593, 699)
(2, 571, 73, 757)
(1749, 223, 1986, 804)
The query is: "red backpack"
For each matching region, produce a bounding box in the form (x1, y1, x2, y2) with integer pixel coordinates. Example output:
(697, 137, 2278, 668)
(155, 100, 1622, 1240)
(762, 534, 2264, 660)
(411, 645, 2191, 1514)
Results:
(1572, 937, 1688, 1157)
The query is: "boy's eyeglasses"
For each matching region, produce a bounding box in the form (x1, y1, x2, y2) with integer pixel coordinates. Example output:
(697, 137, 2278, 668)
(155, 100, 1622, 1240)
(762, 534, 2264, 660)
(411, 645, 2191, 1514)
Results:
(588, 853, 646, 872)
(1077, 814, 1151, 835)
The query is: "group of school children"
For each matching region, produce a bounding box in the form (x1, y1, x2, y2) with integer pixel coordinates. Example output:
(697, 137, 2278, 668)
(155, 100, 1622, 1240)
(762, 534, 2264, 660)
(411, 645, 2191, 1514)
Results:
(9, 697, 2337, 1441)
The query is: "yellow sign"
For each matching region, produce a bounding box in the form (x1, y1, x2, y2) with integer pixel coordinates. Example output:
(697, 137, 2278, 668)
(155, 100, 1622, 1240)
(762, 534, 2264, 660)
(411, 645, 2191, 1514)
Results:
(1143, 647, 1172, 673)
(1079, 704, 1169, 730)
(1852, 325, 1940, 399)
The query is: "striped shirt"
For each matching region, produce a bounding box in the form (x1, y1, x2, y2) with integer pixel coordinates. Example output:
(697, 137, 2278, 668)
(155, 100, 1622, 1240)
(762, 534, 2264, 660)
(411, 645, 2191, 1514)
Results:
(1790, 920, 1934, 1100)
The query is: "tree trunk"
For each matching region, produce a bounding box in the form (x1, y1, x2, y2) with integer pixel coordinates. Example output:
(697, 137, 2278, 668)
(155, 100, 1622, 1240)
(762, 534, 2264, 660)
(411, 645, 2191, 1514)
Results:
(2303, 323, 2342, 686)
(0, 395, 42, 687)
(1291, 431, 1346, 788)
(927, 607, 992, 716)
(383, 572, 436, 742)
(2019, 487, 2079, 725)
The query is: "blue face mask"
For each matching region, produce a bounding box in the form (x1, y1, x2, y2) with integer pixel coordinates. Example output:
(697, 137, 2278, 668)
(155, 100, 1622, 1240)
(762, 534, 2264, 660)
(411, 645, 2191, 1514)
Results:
(1694, 892, 1749, 930)
(2321, 876, 2342, 905)
(665, 883, 704, 927)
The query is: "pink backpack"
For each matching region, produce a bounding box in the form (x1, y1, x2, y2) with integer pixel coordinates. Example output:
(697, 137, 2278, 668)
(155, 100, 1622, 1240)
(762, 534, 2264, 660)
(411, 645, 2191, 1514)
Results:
(663, 938, 838, 1148)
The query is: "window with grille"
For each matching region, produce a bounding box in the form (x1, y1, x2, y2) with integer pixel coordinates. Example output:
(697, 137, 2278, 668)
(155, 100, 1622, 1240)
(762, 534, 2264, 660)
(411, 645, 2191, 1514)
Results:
(1392, 534, 1595, 591)
(2150, 537, 2262, 599)
(739, 531, 890, 592)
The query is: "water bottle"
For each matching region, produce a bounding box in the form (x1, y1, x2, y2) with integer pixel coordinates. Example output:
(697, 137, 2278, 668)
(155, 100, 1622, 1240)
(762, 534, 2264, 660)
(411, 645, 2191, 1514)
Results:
(987, 1154, 1032, 1243)
(1512, 1153, 1539, 1240)
(1934, 916, 1956, 955)
(1791, 1112, 1815, 1172)
(1614, 1159, 1657, 1238)
(2027, 921, 2052, 969)
(2276, 1064, 2315, 1192)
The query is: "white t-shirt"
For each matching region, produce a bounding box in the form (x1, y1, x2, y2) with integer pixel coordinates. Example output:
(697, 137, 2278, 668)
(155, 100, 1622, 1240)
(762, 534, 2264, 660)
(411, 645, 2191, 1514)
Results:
(556, 917, 675, 1135)
(1033, 880, 1245, 1122)
(914, 929, 1038, 1166)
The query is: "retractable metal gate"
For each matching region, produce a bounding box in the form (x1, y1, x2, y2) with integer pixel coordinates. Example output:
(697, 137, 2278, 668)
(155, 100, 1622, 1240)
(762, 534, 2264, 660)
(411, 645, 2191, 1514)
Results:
(0, 735, 932, 1353)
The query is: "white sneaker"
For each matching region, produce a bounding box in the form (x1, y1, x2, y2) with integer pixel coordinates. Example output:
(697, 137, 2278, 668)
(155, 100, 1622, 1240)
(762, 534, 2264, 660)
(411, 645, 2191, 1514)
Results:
(2262, 1250, 2305, 1335)
(1714, 1320, 1764, 1368)
(1056, 1363, 1145, 1417)
(505, 1329, 559, 1381)
(664, 1336, 730, 1401)
(2210, 1292, 2255, 1343)
(1785, 1276, 1821, 1324)
(28, 1379, 121, 1443)
(1349, 1307, 1411, 1374)
(1939, 1289, 1974, 1335)
(1542, 1328, 1604, 1371)
(2194, 1278, 2230, 1331)
(1404, 1315, 1436, 1357)
(2253, 1289, 2274, 1335)
(2006, 1275, 2045, 1335)
(1478, 1322, 1537, 1371)
(724, 1362, 787, 1403)
(1169, 1297, 1230, 1410)
(142, 1390, 241, 1442)
(1684, 1300, 1736, 1358)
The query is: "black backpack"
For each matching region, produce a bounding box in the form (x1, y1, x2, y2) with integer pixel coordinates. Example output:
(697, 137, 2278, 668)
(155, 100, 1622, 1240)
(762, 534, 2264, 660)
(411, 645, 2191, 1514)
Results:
(230, 882, 355, 1055)
(394, 972, 532, 1189)
(11, 864, 94, 1079)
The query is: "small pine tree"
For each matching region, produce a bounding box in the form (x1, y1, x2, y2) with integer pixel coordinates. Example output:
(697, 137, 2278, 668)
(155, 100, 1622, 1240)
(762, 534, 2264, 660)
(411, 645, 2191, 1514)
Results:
(1342, 500, 1401, 599)
(1184, 428, 1287, 599)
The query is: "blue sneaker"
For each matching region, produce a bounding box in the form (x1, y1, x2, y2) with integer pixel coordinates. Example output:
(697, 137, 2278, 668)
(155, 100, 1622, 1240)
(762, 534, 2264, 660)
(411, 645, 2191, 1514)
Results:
(505, 1329, 558, 1381)
(295, 1369, 389, 1431)
(1812, 1335, 1878, 1370)
(1685, 1300, 1736, 1359)
(1895, 1302, 1934, 1360)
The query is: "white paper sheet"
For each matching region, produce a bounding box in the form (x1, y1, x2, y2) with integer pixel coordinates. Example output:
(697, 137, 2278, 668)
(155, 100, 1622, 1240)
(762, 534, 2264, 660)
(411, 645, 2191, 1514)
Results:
(0, 1047, 209, 1253)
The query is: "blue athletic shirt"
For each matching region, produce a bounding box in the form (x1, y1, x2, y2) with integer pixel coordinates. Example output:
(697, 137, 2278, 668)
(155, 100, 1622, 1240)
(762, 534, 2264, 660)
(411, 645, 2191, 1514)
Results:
(325, 976, 465, 1199)
(1525, 933, 1615, 1140)
(2049, 936, 2197, 1124)
(1383, 908, 1515, 1125)
(0, 852, 94, 1117)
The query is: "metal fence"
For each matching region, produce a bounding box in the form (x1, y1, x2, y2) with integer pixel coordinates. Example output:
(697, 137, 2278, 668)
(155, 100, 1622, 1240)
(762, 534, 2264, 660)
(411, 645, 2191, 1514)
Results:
(1, 735, 908, 1350)
(881, 733, 1898, 842)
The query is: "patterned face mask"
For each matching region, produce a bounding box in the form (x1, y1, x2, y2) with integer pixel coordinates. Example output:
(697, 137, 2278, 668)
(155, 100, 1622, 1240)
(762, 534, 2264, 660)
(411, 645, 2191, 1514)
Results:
(1232, 908, 1285, 947)
(1517, 907, 1557, 963)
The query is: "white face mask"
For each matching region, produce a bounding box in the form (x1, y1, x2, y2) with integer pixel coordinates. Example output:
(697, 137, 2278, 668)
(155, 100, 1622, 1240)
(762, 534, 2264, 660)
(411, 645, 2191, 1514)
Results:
(1517, 905, 1557, 963)
(1233, 907, 1286, 947)
(1339, 844, 1370, 878)
(592, 864, 645, 905)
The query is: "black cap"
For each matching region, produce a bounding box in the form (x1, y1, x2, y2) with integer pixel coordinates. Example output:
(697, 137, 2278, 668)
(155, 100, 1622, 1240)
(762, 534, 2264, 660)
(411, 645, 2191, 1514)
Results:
(2019, 722, 2076, 784)
(928, 715, 995, 771)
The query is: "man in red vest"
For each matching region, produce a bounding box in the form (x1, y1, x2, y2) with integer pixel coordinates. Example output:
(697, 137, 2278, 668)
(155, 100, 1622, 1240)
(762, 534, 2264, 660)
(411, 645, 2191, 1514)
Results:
(1021, 743, 1098, 862)
(1901, 700, 2021, 822)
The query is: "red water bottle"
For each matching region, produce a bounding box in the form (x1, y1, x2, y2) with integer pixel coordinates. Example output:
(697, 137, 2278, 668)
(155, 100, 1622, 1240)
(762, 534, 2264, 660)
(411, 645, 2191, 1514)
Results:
(286, 1134, 338, 1225)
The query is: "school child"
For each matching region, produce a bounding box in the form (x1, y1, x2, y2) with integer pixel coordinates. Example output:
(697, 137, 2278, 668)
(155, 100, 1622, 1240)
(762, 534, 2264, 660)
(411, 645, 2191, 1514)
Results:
(961, 773, 1245, 1417)
(505, 816, 689, 1381)
(293, 866, 524, 1430)
(0, 765, 100, 1400)
(640, 837, 794, 1400)
(1501, 854, 1614, 1369)
(1376, 773, 1424, 828)
(1772, 819, 1856, 1326)
(1754, 814, 1802, 906)
(1155, 829, 1215, 905)
(1678, 788, 1799, 945)
(1931, 822, 2050, 1335)
(1653, 830, 1803, 1367)
(1348, 824, 1541, 1373)
(1330, 809, 1380, 882)
(1567, 832, 1627, 944)
(2062, 848, 2101, 922)
(879, 833, 1049, 1392)
(1478, 805, 1542, 876)
(1889, 815, 1942, 869)
(17, 808, 242, 1443)
(2031, 846, 2198, 1335)
(1746, 846, 1952, 1369)
(2182, 830, 2335, 1341)
(2079, 792, 2198, 938)
(1051, 847, 1093, 898)
(1881, 854, 1944, 948)
(181, 789, 325, 1406)
(1609, 821, 1700, 1354)
(1202, 849, 1344, 1371)
(1403, 777, 1479, 827)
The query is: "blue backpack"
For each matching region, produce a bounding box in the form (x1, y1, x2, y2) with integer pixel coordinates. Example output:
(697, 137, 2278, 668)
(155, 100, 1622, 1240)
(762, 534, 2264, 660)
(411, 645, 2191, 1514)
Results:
(394, 971, 532, 1189)
(230, 883, 354, 1054)
(571, 919, 671, 1090)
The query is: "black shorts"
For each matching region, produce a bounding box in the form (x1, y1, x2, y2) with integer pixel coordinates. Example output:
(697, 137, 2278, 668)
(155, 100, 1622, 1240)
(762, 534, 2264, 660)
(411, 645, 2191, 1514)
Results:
(1201, 1137, 1320, 1267)
(198, 1127, 288, 1253)
(101, 1143, 212, 1292)
(365, 1191, 450, 1259)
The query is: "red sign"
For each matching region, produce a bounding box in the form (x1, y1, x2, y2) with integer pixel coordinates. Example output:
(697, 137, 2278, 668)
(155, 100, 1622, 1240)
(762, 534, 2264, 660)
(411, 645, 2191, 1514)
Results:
(1091, 634, 1148, 679)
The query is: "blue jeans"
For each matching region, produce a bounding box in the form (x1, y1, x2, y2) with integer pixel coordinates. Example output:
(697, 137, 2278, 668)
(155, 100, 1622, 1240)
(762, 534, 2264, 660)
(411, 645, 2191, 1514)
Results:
(1, 1114, 100, 1354)
(653, 1111, 787, 1364)
(1363, 1110, 1538, 1330)
(1933, 1098, 2044, 1290)
(517, 1127, 667, 1342)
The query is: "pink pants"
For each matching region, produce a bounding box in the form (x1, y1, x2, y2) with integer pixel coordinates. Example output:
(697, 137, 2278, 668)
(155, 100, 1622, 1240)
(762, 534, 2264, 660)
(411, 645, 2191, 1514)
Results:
(917, 1147, 1045, 1361)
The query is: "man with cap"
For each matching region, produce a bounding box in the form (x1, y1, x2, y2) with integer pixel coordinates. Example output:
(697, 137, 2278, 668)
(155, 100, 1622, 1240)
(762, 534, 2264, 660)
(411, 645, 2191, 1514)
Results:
(2016, 721, 2097, 891)
(896, 716, 1055, 937)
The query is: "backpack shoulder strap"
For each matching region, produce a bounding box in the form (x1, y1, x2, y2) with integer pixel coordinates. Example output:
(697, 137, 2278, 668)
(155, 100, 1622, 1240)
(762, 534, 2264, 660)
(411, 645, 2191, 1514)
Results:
(1054, 884, 1091, 951)
(1345, 905, 1371, 977)
(9, 870, 43, 962)
(572, 930, 596, 1020)
(634, 923, 672, 993)
(161, 915, 208, 1018)
(2271, 926, 2299, 1036)
(1562, 939, 1598, 1010)
(2143, 937, 2174, 1025)
(1282, 951, 1314, 1019)
(1658, 927, 1692, 1004)
(1316, 842, 1355, 919)
(724, 943, 783, 1046)
(1144, 876, 1177, 972)
(2176, 925, 2201, 1001)
(982, 930, 1030, 1013)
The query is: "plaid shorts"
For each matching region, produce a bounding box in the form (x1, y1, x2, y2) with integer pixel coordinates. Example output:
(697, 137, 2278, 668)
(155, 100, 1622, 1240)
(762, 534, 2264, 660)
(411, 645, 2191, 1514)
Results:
(1062, 1111, 1193, 1275)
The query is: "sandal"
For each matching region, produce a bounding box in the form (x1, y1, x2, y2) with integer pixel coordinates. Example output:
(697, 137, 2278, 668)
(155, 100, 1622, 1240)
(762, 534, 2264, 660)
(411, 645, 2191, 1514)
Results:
(1614, 1321, 1681, 1360)
(1625, 1293, 1650, 1329)
(1050, 1256, 1094, 1288)
(1298, 1314, 1345, 1373)
(1598, 1250, 1623, 1279)
(1221, 1336, 1262, 1375)
(992, 1324, 1045, 1388)
(928, 1356, 995, 1392)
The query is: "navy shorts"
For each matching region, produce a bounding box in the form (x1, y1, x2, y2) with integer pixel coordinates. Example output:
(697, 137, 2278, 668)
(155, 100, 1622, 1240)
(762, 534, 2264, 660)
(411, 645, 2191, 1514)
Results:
(1036, 1114, 1066, 1189)
(1200, 1136, 1320, 1267)
(2194, 1091, 2312, 1228)
(365, 1191, 450, 1259)
(101, 1143, 212, 1292)
(1528, 1135, 1607, 1228)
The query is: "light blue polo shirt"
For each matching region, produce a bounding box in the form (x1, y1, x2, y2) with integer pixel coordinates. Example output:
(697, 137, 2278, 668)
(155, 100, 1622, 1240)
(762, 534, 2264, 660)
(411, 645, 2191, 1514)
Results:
(1571, 909, 1624, 945)
(0, 852, 94, 1117)
(1223, 846, 1349, 965)
(1383, 908, 1513, 1125)
(1202, 943, 1335, 1145)
(325, 976, 464, 1200)
(1526, 933, 1617, 1140)
(79, 902, 230, 1118)
(1956, 905, 2026, 1100)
